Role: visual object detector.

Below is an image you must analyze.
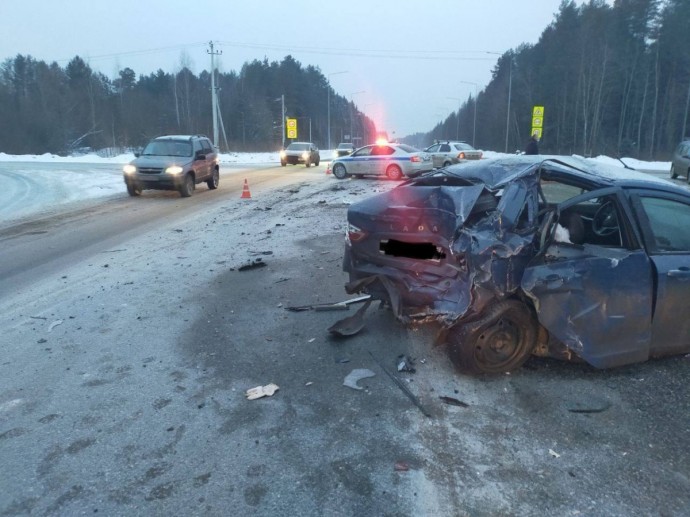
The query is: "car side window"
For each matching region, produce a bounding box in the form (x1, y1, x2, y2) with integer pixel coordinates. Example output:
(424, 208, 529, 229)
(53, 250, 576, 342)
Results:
(440, 144, 451, 152)
(427, 144, 440, 152)
(639, 196, 690, 252)
(352, 146, 372, 157)
(372, 146, 395, 156)
(193, 139, 202, 154)
(201, 139, 212, 153)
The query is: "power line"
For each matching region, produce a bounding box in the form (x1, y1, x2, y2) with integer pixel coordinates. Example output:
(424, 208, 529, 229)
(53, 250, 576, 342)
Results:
(216, 41, 499, 61)
(52, 42, 208, 64)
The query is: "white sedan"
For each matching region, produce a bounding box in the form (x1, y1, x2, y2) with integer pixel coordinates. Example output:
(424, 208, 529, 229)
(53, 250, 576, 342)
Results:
(328, 143, 433, 180)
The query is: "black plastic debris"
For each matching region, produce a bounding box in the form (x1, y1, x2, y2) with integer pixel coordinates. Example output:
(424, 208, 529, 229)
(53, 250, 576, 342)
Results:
(439, 396, 470, 407)
(397, 355, 416, 373)
(238, 258, 267, 271)
(328, 301, 371, 337)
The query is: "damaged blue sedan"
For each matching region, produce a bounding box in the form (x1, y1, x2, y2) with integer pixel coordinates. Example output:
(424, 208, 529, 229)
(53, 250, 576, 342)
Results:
(343, 155, 690, 374)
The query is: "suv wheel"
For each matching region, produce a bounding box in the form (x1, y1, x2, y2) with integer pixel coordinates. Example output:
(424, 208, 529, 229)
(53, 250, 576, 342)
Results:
(126, 182, 142, 197)
(671, 164, 678, 179)
(305, 159, 311, 168)
(179, 173, 195, 197)
(207, 168, 219, 190)
(315, 157, 320, 166)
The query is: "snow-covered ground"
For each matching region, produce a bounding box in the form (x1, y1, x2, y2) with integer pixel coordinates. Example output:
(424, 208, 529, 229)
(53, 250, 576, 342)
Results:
(0, 150, 673, 224)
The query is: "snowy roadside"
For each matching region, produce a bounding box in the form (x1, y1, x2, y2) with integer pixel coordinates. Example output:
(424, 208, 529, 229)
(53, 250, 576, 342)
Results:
(0, 150, 673, 228)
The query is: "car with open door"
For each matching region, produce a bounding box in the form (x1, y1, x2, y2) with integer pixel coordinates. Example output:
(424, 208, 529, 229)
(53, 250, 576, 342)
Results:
(342, 155, 690, 374)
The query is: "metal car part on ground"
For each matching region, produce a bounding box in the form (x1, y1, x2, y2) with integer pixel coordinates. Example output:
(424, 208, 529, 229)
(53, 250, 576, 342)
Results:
(328, 143, 433, 180)
(122, 135, 219, 197)
(342, 155, 690, 374)
(280, 142, 320, 167)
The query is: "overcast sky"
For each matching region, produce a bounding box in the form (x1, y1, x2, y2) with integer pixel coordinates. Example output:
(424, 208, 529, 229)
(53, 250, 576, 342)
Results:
(1, 0, 601, 138)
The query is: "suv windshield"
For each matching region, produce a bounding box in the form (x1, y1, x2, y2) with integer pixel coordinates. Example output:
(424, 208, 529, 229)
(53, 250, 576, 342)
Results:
(142, 140, 192, 157)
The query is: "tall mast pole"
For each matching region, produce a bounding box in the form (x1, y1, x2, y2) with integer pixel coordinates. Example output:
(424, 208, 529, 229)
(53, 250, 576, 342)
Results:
(207, 41, 222, 149)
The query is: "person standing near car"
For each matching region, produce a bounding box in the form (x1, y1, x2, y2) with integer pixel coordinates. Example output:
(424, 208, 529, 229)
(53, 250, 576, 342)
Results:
(525, 134, 540, 155)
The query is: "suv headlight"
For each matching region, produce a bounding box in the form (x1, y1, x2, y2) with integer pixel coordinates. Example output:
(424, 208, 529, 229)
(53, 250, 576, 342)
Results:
(123, 164, 136, 174)
(302, 152, 309, 160)
(166, 165, 183, 174)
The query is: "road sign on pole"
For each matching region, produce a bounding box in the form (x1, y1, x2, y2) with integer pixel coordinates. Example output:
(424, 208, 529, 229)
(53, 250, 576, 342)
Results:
(286, 118, 298, 140)
(531, 106, 545, 139)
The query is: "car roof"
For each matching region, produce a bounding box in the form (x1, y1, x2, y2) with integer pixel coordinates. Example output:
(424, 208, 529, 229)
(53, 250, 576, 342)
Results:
(438, 155, 685, 194)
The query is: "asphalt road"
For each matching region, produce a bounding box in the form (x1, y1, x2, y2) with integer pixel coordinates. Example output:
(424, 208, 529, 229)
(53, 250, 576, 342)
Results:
(1, 161, 689, 516)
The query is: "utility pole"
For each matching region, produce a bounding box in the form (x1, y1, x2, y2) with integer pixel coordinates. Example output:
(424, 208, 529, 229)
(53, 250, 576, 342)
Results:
(207, 41, 222, 149)
(281, 94, 286, 148)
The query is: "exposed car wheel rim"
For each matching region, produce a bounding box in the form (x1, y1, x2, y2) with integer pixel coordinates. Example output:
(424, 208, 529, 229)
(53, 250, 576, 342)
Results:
(447, 301, 536, 374)
(386, 165, 402, 180)
(333, 164, 347, 179)
(207, 169, 219, 189)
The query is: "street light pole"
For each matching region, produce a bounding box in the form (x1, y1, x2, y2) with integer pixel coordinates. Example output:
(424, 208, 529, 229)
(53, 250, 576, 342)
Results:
(327, 71, 347, 151)
(349, 91, 365, 145)
(459, 81, 478, 147)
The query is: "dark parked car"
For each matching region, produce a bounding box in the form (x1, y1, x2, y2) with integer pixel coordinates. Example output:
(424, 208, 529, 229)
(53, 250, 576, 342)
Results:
(123, 135, 219, 197)
(343, 155, 690, 373)
(280, 142, 320, 167)
(670, 140, 690, 181)
(334, 143, 356, 158)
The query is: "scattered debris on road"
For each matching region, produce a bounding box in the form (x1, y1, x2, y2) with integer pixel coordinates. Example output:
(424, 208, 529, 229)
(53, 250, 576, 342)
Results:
(238, 258, 267, 271)
(397, 355, 416, 373)
(549, 448, 561, 458)
(327, 300, 371, 336)
(285, 294, 371, 312)
(394, 461, 410, 472)
(245, 383, 280, 400)
(439, 396, 470, 408)
(48, 319, 63, 332)
(343, 369, 376, 391)
(369, 352, 432, 418)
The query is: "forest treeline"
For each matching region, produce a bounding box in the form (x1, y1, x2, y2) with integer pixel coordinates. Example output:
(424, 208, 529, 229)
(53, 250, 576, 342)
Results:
(0, 0, 688, 159)
(418, 0, 690, 159)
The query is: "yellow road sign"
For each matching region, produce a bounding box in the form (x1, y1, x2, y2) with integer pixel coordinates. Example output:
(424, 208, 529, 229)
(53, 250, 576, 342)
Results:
(532, 106, 544, 117)
(531, 128, 543, 139)
(532, 117, 543, 128)
(286, 118, 298, 139)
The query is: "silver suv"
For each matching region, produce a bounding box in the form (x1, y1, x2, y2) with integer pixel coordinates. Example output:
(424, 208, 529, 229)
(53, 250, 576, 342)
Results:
(123, 135, 219, 197)
(671, 140, 690, 182)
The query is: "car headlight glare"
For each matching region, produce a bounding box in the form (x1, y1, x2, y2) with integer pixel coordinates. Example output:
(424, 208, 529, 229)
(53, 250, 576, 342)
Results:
(166, 165, 183, 174)
(123, 164, 136, 174)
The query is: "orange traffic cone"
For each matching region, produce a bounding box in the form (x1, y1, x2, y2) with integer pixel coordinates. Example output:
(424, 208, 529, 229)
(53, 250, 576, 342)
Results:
(240, 178, 252, 199)
(326, 165, 332, 175)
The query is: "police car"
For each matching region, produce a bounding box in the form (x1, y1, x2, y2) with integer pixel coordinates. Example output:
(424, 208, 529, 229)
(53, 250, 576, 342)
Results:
(328, 143, 433, 180)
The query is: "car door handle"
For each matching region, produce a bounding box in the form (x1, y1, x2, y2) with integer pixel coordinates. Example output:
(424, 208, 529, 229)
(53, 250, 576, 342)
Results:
(667, 267, 690, 278)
